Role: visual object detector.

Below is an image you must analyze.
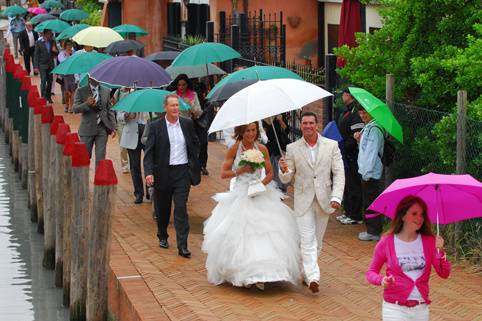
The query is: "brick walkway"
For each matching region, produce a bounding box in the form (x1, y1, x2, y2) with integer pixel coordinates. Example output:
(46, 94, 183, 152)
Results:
(40, 77, 482, 321)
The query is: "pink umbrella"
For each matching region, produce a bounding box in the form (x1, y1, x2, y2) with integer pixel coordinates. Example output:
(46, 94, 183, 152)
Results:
(28, 7, 48, 15)
(368, 173, 482, 227)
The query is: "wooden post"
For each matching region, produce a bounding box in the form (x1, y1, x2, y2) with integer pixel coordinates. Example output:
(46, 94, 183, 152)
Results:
(0, 53, 5, 128)
(39, 105, 54, 234)
(70, 142, 91, 321)
(454, 90, 467, 258)
(27, 86, 39, 222)
(87, 160, 117, 321)
(62, 133, 80, 306)
(385, 73, 395, 186)
(43, 115, 65, 270)
(55, 123, 71, 287)
(33, 99, 46, 229)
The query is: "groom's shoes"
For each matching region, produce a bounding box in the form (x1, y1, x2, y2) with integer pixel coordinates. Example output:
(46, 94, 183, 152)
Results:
(159, 239, 169, 249)
(309, 281, 319, 293)
(178, 248, 191, 258)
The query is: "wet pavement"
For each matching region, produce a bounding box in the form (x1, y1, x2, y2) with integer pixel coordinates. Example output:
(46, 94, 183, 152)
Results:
(0, 132, 68, 321)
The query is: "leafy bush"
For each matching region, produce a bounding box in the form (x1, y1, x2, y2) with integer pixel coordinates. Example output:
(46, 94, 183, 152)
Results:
(76, 0, 102, 26)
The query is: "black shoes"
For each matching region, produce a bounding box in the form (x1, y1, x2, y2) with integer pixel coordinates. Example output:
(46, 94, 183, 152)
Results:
(134, 196, 143, 204)
(201, 167, 209, 176)
(178, 248, 191, 258)
(159, 239, 169, 249)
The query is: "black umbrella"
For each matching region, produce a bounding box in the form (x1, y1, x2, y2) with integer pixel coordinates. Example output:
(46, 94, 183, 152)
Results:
(207, 79, 258, 103)
(145, 51, 180, 62)
(105, 39, 145, 55)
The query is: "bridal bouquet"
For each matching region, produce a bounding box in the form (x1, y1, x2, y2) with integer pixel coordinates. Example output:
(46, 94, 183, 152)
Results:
(238, 149, 266, 197)
(239, 149, 265, 170)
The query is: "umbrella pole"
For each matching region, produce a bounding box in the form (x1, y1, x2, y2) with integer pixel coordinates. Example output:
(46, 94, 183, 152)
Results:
(270, 120, 284, 158)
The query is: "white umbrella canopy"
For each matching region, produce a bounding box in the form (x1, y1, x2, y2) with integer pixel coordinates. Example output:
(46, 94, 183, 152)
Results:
(166, 63, 226, 79)
(208, 78, 332, 134)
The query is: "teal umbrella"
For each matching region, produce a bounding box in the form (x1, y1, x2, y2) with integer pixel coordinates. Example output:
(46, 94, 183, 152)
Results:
(41, 0, 64, 9)
(52, 52, 112, 75)
(3, 5, 27, 17)
(60, 9, 89, 21)
(207, 66, 303, 99)
(112, 24, 148, 37)
(112, 89, 190, 112)
(171, 42, 241, 67)
(349, 87, 404, 143)
(35, 19, 70, 33)
(30, 14, 56, 25)
(56, 24, 90, 40)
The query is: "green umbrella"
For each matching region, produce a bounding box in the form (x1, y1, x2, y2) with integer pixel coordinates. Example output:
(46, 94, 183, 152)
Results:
(207, 66, 303, 99)
(3, 5, 27, 17)
(30, 14, 56, 25)
(35, 19, 70, 33)
(112, 89, 190, 112)
(60, 9, 89, 21)
(51, 52, 112, 75)
(112, 24, 148, 37)
(56, 23, 90, 40)
(349, 87, 404, 143)
(41, 0, 64, 9)
(171, 42, 241, 67)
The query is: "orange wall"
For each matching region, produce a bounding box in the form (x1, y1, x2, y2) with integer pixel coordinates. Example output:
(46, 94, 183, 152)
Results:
(103, 0, 168, 56)
(210, 0, 319, 66)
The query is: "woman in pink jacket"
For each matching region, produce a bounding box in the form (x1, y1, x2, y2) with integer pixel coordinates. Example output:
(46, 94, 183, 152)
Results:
(366, 195, 451, 321)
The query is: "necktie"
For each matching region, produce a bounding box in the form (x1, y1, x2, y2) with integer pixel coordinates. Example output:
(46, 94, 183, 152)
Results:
(93, 88, 101, 125)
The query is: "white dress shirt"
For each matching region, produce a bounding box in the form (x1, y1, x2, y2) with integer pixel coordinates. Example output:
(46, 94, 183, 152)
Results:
(27, 30, 35, 48)
(166, 117, 188, 165)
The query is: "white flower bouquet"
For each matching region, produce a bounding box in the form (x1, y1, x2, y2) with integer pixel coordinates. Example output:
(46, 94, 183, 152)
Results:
(238, 149, 266, 197)
(238, 149, 265, 170)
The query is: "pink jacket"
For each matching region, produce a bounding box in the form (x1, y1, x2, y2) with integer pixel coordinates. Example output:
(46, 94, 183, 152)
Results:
(366, 234, 451, 304)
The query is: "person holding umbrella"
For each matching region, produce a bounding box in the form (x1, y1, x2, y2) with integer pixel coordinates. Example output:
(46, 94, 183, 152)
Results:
(9, 14, 25, 59)
(366, 195, 451, 320)
(33, 29, 58, 103)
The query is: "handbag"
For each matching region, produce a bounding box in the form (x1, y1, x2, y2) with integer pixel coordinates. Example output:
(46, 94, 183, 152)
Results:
(247, 179, 266, 197)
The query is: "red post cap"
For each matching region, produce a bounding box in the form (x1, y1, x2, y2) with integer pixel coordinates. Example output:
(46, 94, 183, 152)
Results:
(63, 133, 80, 156)
(3, 48, 10, 56)
(5, 56, 14, 73)
(41, 106, 54, 123)
(13, 65, 26, 79)
(94, 159, 118, 186)
(56, 123, 71, 144)
(27, 90, 39, 107)
(71, 142, 90, 167)
(50, 115, 65, 135)
(21, 76, 31, 90)
(33, 102, 43, 115)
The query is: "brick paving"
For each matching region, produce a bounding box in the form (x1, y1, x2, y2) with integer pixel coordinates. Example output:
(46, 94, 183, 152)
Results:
(37, 76, 482, 321)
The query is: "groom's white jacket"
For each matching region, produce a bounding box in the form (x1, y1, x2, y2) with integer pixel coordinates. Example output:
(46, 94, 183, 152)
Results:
(280, 135, 345, 216)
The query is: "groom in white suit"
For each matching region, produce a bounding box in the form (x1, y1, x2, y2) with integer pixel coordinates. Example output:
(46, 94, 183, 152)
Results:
(279, 111, 345, 293)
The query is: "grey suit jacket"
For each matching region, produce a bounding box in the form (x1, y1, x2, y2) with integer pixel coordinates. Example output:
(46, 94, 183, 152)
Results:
(279, 135, 345, 216)
(73, 85, 115, 136)
(33, 38, 57, 70)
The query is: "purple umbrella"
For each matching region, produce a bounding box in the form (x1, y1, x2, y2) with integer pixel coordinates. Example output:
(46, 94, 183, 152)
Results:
(88, 56, 171, 88)
(367, 173, 482, 228)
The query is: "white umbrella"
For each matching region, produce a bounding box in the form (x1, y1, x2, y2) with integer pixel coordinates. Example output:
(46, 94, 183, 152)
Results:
(166, 63, 226, 79)
(208, 78, 332, 134)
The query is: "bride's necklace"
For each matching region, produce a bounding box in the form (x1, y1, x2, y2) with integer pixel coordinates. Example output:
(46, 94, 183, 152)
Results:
(241, 142, 255, 151)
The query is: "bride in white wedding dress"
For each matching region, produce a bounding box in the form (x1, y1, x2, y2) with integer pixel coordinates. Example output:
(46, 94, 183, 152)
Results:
(202, 122, 301, 290)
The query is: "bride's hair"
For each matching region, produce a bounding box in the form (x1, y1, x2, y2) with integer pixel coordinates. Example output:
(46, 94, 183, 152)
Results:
(233, 122, 260, 141)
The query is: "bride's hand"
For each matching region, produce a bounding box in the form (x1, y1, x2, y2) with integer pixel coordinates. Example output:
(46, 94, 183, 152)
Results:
(238, 166, 255, 175)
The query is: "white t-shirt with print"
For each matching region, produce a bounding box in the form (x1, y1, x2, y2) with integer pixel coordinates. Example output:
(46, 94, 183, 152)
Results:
(394, 234, 425, 301)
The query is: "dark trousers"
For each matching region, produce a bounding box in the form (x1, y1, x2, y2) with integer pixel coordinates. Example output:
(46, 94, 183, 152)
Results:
(39, 68, 53, 101)
(23, 46, 35, 74)
(344, 160, 363, 221)
(195, 123, 208, 168)
(127, 124, 145, 199)
(153, 165, 191, 250)
(362, 178, 383, 236)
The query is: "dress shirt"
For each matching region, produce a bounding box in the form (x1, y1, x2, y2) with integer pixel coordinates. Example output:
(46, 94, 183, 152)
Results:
(27, 30, 35, 47)
(90, 84, 101, 124)
(358, 120, 384, 181)
(166, 117, 188, 165)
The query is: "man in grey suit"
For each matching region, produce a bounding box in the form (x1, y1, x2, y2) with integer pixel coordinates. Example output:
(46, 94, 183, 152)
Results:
(279, 111, 345, 293)
(33, 29, 58, 103)
(73, 77, 116, 162)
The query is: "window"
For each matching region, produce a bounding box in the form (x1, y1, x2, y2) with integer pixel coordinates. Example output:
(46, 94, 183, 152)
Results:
(327, 24, 339, 54)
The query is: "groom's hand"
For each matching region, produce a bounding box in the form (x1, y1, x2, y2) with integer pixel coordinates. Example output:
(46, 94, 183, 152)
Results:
(330, 201, 341, 209)
(279, 158, 288, 173)
(146, 175, 154, 186)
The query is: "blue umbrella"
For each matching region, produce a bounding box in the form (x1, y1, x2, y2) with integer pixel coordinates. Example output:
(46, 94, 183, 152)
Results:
(321, 120, 343, 142)
(88, 56, 171, 88)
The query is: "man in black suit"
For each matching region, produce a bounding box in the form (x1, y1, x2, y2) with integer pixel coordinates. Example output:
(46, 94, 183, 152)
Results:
(19, 22, 38, 75)
(33, 29, 58, 103)
(144, 94, 200, 258)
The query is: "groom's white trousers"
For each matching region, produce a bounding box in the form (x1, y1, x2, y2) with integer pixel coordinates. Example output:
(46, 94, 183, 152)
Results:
(296, 199, 330, 283)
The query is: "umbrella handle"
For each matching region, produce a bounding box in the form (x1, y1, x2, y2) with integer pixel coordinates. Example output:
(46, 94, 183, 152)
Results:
(271, 119, 284, 158)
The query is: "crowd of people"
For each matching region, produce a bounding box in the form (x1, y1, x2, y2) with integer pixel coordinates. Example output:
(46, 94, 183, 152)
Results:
(5, 10, 452, 319)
